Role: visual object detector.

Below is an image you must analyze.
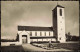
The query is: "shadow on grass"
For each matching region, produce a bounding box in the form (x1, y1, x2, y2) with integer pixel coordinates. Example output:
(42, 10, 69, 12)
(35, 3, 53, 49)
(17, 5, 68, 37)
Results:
(1, 45, 24, 52)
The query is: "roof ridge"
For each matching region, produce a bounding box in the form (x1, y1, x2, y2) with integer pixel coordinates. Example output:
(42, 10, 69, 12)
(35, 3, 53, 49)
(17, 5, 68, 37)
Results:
(18, 26, 52, 28)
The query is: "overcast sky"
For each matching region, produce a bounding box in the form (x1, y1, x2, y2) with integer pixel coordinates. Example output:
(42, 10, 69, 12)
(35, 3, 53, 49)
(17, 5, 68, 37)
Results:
(1, 1, 79, 39)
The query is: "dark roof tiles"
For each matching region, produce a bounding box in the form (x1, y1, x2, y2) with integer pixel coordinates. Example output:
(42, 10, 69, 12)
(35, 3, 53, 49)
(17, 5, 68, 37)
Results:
(18, 26, 53, 31)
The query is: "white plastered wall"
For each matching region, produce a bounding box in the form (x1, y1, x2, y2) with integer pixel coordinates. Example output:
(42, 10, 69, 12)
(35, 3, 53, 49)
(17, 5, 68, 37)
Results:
(18, 30, 30, 44)
(57, 7, 66, 43)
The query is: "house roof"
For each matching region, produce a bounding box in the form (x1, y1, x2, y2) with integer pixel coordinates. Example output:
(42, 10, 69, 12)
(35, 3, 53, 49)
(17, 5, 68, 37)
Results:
(18, 26, 53, 31)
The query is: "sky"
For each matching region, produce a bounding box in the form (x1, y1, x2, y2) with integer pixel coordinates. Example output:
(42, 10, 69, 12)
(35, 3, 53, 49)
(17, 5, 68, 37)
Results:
(1, 1, 79, 39)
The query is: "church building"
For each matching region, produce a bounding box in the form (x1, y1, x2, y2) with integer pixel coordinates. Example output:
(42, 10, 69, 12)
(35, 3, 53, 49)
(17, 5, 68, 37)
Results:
(17, 5, 66, 44)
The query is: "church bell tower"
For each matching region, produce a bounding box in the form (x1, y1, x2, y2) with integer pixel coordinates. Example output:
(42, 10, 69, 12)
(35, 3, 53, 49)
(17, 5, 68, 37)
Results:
(52, 5, 66, 43)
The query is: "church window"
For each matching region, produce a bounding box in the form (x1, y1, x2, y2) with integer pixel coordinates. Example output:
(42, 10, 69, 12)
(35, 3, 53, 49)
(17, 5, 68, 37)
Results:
(35, 31, 37, 36)
(49, 31, 50, 36)
(59, 33, 60, 35)
(45, 32, 46, 36)
(30, 31, 32, 36)
(59, 38, 61, 40)
(61, 28, 62, 30)
(40, 31, 42, 36)
(60, 9, 62, 16)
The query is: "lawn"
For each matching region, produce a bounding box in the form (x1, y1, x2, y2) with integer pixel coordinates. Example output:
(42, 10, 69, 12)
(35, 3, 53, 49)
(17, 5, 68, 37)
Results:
(1, 42, 79, 52)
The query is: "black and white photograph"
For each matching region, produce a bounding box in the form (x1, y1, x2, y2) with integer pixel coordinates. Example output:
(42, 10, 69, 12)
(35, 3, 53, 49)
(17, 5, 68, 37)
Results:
(1, 1, 79, 52)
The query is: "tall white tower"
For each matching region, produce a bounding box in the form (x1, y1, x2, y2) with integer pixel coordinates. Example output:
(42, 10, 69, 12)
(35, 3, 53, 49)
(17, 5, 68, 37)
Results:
(52, 5, 66, 43)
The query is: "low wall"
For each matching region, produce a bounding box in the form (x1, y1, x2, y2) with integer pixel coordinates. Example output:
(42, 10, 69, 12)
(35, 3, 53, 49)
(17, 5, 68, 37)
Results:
(1, 42, 21, 46)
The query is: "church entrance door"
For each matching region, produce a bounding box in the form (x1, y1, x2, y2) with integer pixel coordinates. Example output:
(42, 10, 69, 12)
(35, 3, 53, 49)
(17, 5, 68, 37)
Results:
(22, 35, 27, 43)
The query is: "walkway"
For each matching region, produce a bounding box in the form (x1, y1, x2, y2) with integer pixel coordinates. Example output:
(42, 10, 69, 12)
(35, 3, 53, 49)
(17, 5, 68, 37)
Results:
(22, 44, 73, 51)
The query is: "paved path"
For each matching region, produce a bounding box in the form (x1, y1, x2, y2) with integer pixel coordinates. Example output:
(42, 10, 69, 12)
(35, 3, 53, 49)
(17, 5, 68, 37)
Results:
(22, 44, 73, 51)
(22, 44, 45, 51)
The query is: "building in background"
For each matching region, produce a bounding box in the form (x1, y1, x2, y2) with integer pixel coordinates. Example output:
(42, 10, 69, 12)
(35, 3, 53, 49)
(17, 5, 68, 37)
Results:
(17, 5, 66, 44)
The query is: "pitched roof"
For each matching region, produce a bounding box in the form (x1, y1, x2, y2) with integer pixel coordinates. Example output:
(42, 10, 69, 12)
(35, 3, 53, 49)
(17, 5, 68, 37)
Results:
(57, 5, 65, 8)
(18, 26, 53, 31)
(52, 5, 64, 11)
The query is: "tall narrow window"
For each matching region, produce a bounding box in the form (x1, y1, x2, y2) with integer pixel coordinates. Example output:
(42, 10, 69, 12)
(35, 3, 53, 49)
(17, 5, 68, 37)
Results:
(60, 21, 62, 23)
(60, 9, 62, 16)
(35, 31, 37, 36)
(40, 31, 42, 36)
(59, 37, 61, 40)
(49, 32, 50, 36)
(30, 31, 32, 36)
(45, 32, 46, 36)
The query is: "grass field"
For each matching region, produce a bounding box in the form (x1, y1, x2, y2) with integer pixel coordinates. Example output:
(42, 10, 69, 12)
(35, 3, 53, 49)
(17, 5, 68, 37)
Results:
(1, 42, 80, 52)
